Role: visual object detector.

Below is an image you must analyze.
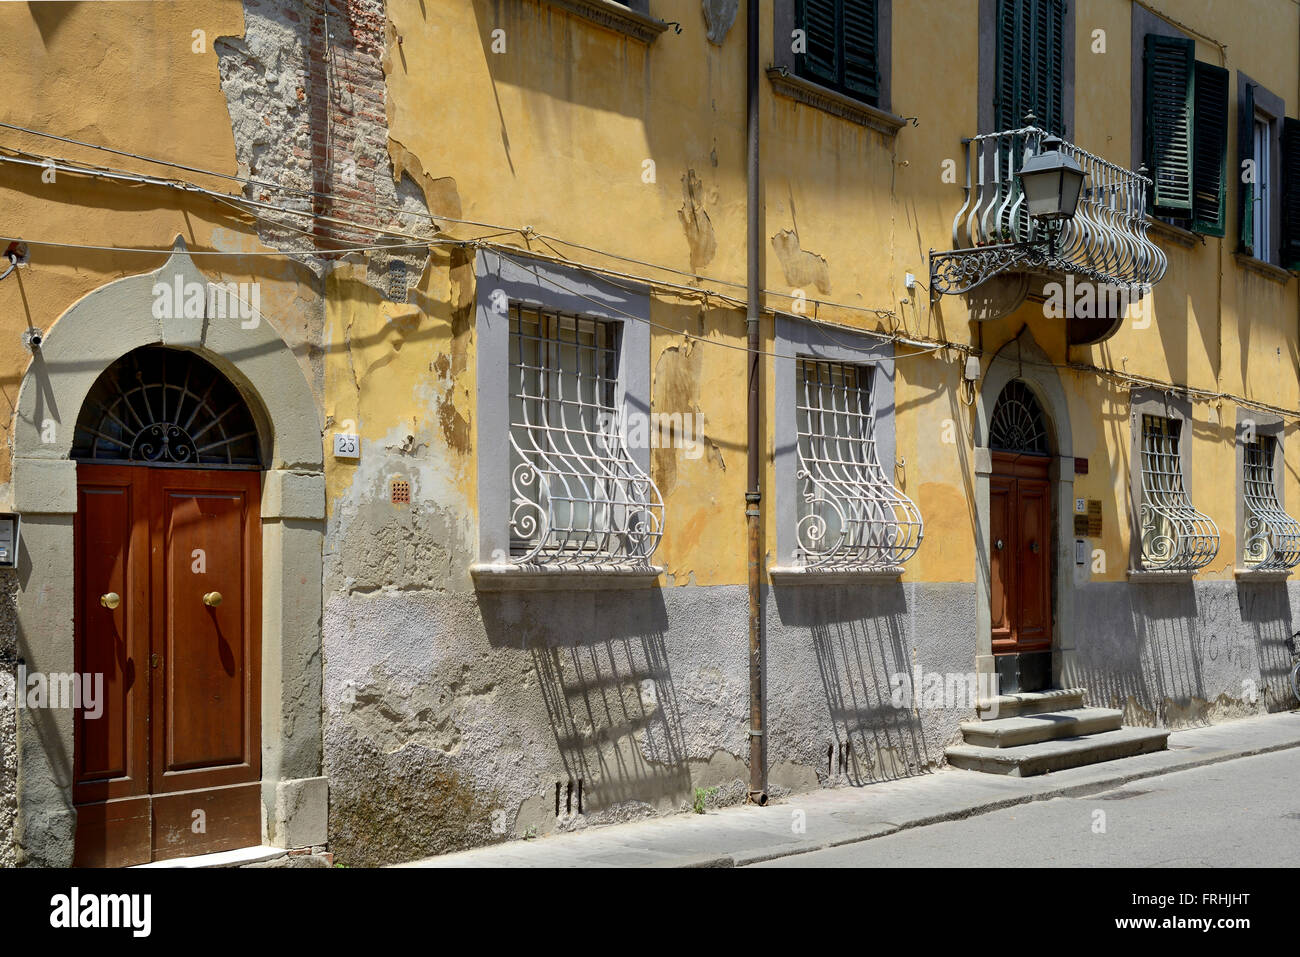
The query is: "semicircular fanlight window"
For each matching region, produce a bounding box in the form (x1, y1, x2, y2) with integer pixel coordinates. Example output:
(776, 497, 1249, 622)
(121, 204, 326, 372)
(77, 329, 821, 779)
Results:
(72, 346, 261, 468)
(988, 380, 1050, 455)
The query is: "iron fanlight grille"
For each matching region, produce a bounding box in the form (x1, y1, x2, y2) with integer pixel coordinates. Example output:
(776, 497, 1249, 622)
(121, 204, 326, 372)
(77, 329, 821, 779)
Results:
(1139, 415, 1219, 571)
(988, 380, 1050, 454)
(71, 346, 261, 468)
(1242, 436, 1300, 570)
(508, 304, 663, 566)
(794, 359, 923, 569)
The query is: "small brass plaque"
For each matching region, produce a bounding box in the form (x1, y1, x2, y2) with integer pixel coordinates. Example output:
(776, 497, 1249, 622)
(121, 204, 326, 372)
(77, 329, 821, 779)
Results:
(1073, 514, 1089, 535)
(1086, 499, 1103, 536)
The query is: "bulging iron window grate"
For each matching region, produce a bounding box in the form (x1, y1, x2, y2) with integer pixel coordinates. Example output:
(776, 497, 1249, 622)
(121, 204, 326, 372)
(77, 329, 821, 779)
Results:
(508, 304, 663, 566)
(1242, 436, 1300, 570)
(794, 358, 922, 569)
(72, 346, 261, 469)
(1139, 414, 1219, 570)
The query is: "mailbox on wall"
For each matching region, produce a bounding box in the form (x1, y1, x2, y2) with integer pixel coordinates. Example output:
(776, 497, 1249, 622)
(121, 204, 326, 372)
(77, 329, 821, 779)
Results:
(0, 512, 19, 569)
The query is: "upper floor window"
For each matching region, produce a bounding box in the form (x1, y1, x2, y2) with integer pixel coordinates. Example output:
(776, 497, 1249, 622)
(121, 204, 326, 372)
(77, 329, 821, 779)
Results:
(1142, 34, 1230, 236)
(793, 357, 921, 569)
(994, 0, 1066, 134)
(795, 0, 881, 106)
(1137, 413, 1219, 571)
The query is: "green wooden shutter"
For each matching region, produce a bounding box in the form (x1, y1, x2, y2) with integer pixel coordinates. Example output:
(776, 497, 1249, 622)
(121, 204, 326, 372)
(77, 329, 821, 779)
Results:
(1191, 61, 1229, 236)
(798, 0, 839, 88)
(994, 0, 1021, 130)
(995, 0, 1065, 133)
(842, 0, 880, 104)
(1144, 34, 1195, 215)
(1280, 117, 1300, 269)
(1238, 81, 1256, 253)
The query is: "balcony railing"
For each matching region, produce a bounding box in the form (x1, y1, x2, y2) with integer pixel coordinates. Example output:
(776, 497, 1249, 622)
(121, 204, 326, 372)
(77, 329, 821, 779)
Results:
(930, 125, 1167, 297)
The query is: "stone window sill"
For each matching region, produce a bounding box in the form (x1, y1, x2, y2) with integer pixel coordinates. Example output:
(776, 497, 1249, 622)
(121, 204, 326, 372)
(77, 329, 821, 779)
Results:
(769, 565, 905, 585)
(1126, 568, 1196, 583)
(1234, 252, 1293, 285)
(1145, 216, 1201, 249)
(544, 0, 668, 43)
(1233, 567, 1292, 581)
(765, 67, 905, 136)
(470, 562, 663, 591)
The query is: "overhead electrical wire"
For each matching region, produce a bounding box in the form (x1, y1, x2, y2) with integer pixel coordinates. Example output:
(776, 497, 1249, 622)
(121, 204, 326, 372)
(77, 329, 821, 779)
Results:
(3, 133, 1299, 419)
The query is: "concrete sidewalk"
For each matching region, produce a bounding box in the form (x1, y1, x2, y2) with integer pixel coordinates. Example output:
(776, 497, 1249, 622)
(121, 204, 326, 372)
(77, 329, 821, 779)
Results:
(399, 710, 1300, 868)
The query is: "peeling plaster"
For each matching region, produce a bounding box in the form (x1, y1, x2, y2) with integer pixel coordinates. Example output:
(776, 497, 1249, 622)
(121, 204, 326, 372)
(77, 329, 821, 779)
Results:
(701, 0, 740, 45)
(677, 169, 717, 271)
(771, 228, 831, 295)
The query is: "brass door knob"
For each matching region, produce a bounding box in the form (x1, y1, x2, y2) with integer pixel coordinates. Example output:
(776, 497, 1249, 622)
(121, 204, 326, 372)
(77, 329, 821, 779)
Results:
(100, 592, 120, 609)
(202, 591, 223, 607)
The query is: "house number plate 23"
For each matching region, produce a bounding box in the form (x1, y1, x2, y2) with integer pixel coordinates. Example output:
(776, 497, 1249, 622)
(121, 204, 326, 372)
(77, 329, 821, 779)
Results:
(333, 433, 360, 459)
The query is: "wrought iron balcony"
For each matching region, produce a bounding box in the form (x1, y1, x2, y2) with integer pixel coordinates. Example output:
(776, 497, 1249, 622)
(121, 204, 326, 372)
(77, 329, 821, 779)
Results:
(930, 124, 1167, 298)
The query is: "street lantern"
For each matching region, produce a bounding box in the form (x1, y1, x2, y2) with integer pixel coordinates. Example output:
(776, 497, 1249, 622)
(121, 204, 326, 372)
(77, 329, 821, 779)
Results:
(1018, 136, 1085, 222)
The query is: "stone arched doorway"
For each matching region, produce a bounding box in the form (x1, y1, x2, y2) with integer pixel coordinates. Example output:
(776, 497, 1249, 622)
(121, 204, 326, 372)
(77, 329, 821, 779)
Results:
(10, 238, 326, 866)
(972, 330, 1076, 694)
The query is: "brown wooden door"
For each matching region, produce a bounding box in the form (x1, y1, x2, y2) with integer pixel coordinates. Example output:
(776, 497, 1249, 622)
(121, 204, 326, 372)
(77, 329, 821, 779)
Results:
(74, 464, 262, 866)
(989, 451, 1053, 656)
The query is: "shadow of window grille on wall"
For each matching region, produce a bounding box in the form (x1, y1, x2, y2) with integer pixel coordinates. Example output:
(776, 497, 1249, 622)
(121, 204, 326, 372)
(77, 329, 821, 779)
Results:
(988, 380, 1049, 454)
(508, 304, 663, 566)
(1139, 414, 1219, 571)
(71, 346, 261, 468)
(1243, 436, 1300, 570)
(794, 358, 922, 569)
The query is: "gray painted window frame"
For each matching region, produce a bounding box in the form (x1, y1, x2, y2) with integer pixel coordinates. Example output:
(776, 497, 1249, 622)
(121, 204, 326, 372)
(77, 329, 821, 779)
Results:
(978, 0, 1076, 137)
(474, 249, 651, 567)
(1128, 387, 1197, 574)
(1234, 408, 1287, 570)
(542, 0, 667, 44)
(772, 0, 894, 115)
(1239, 74, 1285, 266)
(772, 314, 898, 572)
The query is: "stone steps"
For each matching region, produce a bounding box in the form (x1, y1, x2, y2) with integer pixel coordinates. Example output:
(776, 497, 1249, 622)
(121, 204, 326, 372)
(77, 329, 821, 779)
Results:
(976, 687, 1086, 719)
(946, 726, 1170, 776)
(959, 706, 1124, 748)
(949, 686, 1169, 776)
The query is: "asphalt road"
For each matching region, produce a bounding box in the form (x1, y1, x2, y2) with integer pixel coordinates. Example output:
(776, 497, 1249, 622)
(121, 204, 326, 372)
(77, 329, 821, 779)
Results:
(751, 747, 1300, 867)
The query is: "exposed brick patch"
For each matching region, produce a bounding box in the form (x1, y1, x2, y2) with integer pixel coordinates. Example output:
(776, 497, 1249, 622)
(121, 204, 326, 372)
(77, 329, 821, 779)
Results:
(216, 0, 431, 286)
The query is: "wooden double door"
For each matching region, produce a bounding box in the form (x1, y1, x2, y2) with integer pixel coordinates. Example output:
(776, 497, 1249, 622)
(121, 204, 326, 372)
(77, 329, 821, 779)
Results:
(989, 451, 1053, 656)
(74, 463, 262, 866)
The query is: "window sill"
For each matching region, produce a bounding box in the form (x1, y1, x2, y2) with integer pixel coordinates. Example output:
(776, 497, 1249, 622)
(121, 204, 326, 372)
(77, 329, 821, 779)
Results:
(765, 67, 905, 136)
(1145, 216, 1200, 249)
(1233, 253, 1293, 285)
(769, 565, 905, 585)
(1233, 567, 1292, 581)
(544, 0, 668, 43)
(1126, 568, 1197, 583)
(470, 561, 663, 591)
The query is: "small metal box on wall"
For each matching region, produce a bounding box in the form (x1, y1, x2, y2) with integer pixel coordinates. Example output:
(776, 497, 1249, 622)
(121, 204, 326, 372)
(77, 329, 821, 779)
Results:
(0, 512, 20, 568)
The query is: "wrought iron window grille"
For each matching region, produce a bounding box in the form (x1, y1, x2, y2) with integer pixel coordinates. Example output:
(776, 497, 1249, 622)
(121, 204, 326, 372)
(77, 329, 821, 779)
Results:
(1139, 415, 1219, 571)
(71, 346, 261, 468)
(1242, 436, 1300, 570)
(794, 358, 922, 569)
(930, 123, 1167, 297)
(508, 304, 663, 567)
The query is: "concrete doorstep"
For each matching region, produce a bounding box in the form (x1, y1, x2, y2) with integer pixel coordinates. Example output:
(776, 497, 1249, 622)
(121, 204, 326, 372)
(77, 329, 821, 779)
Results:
(398, 710, 1300, 868)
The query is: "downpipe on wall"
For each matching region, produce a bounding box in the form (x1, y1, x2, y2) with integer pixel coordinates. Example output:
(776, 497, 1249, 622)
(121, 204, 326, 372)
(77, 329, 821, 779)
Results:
(745, 0, 767, 806)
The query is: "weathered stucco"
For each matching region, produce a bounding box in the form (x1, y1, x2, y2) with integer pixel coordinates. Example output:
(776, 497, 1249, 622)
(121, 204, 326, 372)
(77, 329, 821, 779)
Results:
(3, 0, 1300, 867)
(0, 571, 16, 868)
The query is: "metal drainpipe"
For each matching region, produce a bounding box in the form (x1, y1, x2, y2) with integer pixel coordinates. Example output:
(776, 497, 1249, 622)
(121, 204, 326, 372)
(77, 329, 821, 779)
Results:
(745, 0, 767, 806)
